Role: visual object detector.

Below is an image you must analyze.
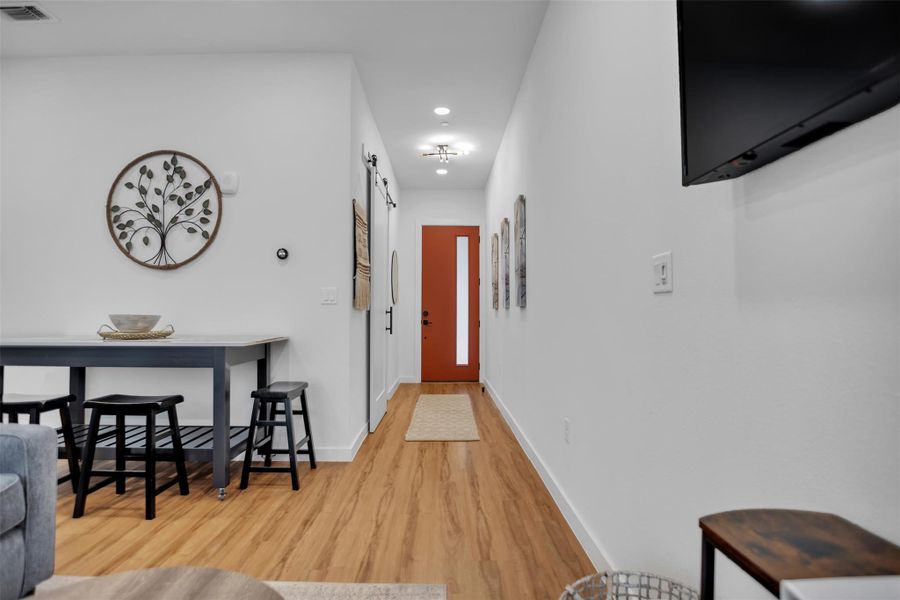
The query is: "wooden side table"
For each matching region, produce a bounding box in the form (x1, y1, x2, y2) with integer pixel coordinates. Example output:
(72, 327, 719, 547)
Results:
(699, 509, 900, 599)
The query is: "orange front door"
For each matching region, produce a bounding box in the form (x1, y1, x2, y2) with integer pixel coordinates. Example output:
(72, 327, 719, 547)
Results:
(421, 226, 479, 382)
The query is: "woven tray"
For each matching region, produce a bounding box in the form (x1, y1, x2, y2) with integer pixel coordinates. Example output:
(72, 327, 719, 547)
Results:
(97, 324, 175, 340)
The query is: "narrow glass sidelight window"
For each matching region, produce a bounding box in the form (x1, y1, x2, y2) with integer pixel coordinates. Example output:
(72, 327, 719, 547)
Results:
(456, 236, 469, 365)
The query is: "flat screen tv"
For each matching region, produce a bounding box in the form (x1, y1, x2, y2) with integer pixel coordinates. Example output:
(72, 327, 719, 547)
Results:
(677, 0, 900, 186)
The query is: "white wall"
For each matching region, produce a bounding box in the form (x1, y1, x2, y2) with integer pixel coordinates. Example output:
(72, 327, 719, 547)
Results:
(483, 1, 900, 597)
(396, 189, 484, 382)
(0, 52, 392, 460)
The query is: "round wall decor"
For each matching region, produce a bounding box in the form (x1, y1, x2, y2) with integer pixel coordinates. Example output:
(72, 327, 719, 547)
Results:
(107, 150, 222, 270)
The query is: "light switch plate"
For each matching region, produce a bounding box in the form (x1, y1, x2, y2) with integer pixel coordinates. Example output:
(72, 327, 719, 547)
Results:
(652, 251, 673, 294)
(321, 287, 338, 305)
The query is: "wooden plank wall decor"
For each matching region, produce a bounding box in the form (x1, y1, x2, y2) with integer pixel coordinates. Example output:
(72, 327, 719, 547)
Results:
(501, 218, 510, 309)
(514, 195, 526, 308)
(491, 234, 499, 310)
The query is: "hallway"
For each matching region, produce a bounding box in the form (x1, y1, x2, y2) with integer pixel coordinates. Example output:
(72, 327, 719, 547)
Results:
(52, 383, 594, 599)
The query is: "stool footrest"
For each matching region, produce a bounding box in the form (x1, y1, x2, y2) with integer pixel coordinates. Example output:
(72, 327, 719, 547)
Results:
(255, 420, 285, 427)
(120, 451, 180, 460)
(91, 469, 147, 478)
(265, 437, 311, 455)
(154, 477, 183, 496)
(249, 466, 293, 473)
(86, 476, 118, 495)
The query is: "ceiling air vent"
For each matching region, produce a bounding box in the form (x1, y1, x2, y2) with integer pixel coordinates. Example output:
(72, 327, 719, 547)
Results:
(0, 4, 53, 21)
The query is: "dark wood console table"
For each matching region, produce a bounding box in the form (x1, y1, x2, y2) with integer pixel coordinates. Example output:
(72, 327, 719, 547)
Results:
(0, 335, 287, 500)
(699, 509, 900, 599)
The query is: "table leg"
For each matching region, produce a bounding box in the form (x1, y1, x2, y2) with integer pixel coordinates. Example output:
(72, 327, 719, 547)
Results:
(257, 345, 274, 466)
(0, 365, 4, 396)
(69, 367, 86, 424)
(701, 534, 715, 600)
(212, 352, 231, 500)
(257, 344, 269, 390)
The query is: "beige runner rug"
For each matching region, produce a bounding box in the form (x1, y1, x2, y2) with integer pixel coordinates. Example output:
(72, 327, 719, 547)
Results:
(405, 394, 480, 441)
(37, 576, 447, 600)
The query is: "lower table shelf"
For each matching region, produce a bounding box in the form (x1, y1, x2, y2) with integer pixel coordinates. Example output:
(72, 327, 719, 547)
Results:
(58, 424, 251, 462)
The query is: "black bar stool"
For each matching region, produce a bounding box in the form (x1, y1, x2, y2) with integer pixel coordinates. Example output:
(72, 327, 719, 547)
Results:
(1, 393, 81, 493)
(240, 381, 316, 490)
(73, 394, 189, 520)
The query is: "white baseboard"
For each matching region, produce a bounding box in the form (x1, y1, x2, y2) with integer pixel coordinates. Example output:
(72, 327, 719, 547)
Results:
(387, 376, 402, 399)
(398, 375, 419, 384)
(482, 377, 615, 573)
(333, 378, 401, 463)
(346, 420, 368, 462)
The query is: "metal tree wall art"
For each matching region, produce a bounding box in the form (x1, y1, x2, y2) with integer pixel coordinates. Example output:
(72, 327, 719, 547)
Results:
(107, 150, 222, 269)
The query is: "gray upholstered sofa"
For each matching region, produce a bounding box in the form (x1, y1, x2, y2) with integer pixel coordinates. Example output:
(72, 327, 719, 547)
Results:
(0, 424, 56, 599)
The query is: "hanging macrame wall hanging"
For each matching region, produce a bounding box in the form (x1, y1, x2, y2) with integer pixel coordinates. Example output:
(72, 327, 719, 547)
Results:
(353, 199, 370, 310)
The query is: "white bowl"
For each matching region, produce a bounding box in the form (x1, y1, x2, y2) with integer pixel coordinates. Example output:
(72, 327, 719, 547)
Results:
(109, 314, 161, 333)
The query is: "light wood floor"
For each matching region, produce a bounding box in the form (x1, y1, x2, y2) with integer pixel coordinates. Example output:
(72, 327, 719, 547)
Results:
(54, 383, 595, 599)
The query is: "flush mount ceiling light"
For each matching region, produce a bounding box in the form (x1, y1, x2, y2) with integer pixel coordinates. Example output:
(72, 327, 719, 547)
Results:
(420, 144, 458, 163)
(433, 107, 451, 116)
(436, 168, 448, 175)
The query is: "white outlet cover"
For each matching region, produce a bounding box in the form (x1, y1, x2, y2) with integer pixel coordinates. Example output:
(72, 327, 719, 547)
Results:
(220, 171, 239, 195)
(652, 251, 673, 294)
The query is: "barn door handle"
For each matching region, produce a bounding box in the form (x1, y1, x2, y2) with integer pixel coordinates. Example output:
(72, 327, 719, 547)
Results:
(386, 307, 393, 334)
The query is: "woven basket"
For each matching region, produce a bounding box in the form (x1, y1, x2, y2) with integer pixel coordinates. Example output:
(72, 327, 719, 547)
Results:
(97, 324, 175, 340)
(560, 571, 699, 600)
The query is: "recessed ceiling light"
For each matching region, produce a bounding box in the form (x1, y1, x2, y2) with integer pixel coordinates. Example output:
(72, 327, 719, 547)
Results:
(434, 107, 451, 116)
(436, 168, 448, 175)
(440, 121, 450, 127)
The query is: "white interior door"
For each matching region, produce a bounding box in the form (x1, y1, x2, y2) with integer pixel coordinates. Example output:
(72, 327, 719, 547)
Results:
(368, 175, 389, 432)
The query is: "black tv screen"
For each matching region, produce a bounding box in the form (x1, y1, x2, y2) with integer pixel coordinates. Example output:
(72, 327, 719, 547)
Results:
(677, 0, 900, 186)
